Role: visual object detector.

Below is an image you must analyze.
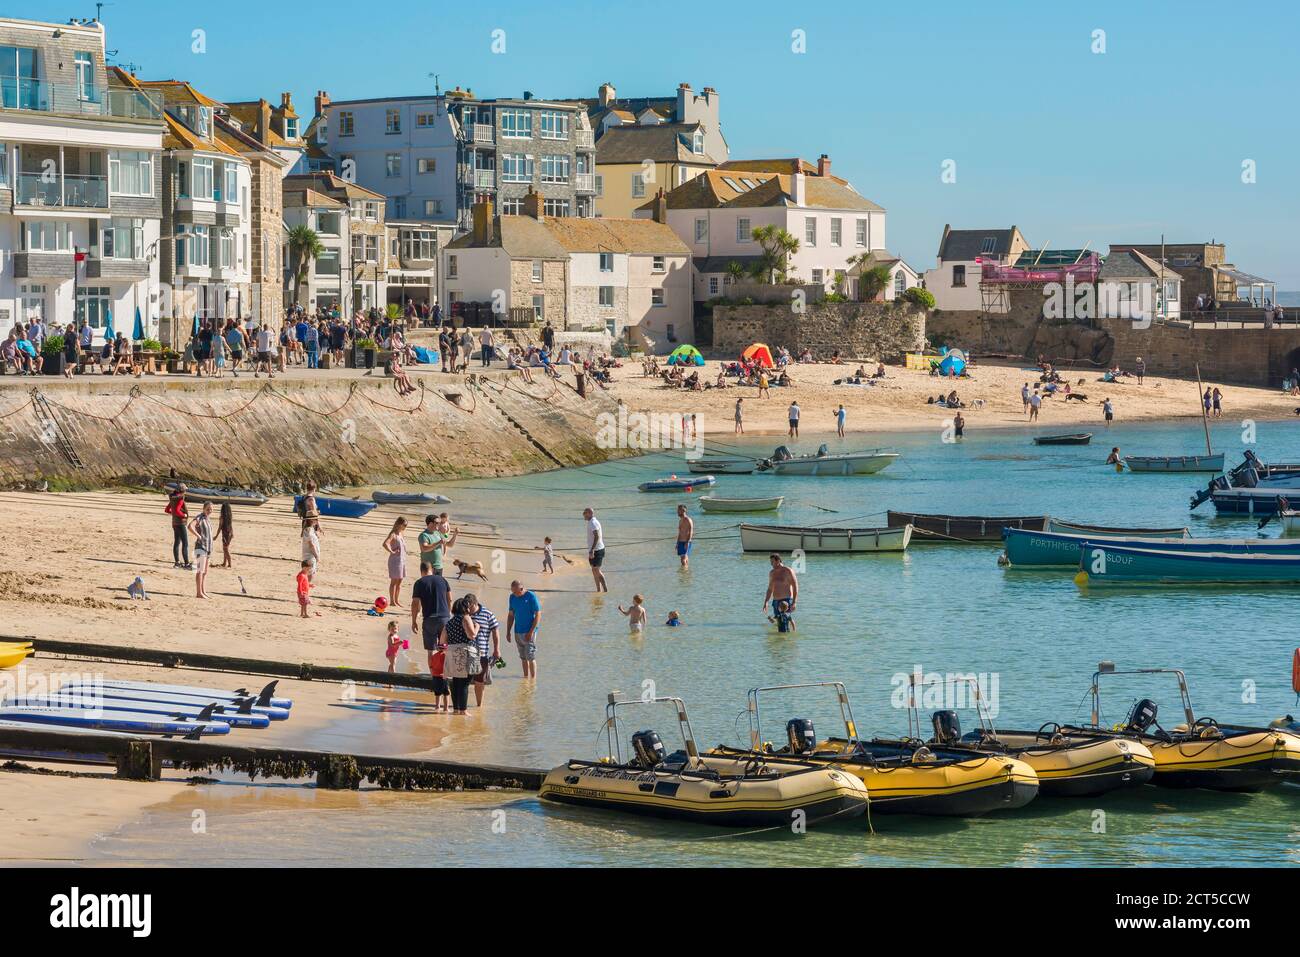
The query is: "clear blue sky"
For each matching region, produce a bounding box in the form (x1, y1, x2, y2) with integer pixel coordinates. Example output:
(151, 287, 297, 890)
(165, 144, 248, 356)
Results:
(32, 0, 1300, 285)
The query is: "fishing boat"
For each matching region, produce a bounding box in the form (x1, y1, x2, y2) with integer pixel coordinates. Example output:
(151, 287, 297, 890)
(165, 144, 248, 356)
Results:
(698, 495, 783, 513)
(887, 511, 1048, 543)
(1047, 518, 1189, 538)
(1050, 664, 1300, 791)
(293, 495, 377, 518)
(758, 445, 898, 476)
(739, 523, 911, 553)
(686, 457, 756, 475)
(1209, 487, 1297, 517)
(164, 483, 267, 507)
(1033, 433, 1093, 446)
(1124, 453, 1225, 473)
(1003, 527, 1300, 568)
(638, 475, 716, 493)
(371, 490, 452, 506)
(538, 694, 869, 827)
(705, 683, 1039, 816)
(1074, 541, 1300, 585)
(1190, 450, 1300, 509)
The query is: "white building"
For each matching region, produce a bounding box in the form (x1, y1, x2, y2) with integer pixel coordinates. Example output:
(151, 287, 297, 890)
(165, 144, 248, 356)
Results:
(922, 225, 1030, 312)
(0, 17, 165, 343)
(1097, 247, 1182, 322)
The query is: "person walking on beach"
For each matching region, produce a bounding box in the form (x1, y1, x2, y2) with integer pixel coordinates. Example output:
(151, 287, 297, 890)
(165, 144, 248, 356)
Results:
(788, 400, 801, 438)
(411, 560, 452, 679)
(1028, 391, 1041, 422)
(1101, 397, 1115, 427)
(296, 560, 316, 618)
(1212, 387, 1223, 417)
(470, 598, 501, 707)
(1021, 383, 1031, 414)
(218, 503, 234, 568)
(541, 536, 555, 574)
(834, 404, 847, 438)
(441, 595, 479, 715)
(507, 580, 541, 679)
(583, 507, 608, 592)
(301, 519, 321, 580)
(419, 513, 458, 576)
(675, 504, 693, 569)
(166, 483, 191, 569)
(1135, 357, 1145, 385)
(762, 553, 798, 619)
(1202, 387, 1212, 417)
(253, 324, 275, 378)
(189, 501, 214, 598)
(299, 480, 320, 530)
(734, 397, 744, 435)
(382, 517, 408, 609)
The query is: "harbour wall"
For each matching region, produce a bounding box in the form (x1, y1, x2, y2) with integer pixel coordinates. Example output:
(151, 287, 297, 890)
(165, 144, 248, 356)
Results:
(0, 373, 628, 490)
(711, 301, 926, 360)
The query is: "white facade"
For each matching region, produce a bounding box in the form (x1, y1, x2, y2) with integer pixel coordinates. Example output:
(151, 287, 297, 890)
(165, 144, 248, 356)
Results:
(921, 258, 987, 311)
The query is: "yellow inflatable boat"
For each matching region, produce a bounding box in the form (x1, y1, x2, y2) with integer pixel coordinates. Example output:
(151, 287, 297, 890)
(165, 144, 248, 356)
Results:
(539, 694, 869, 828)
(706, 683, 1038, 816)
(0, 646, 32, 670)
(1058, 663, 1300, 792)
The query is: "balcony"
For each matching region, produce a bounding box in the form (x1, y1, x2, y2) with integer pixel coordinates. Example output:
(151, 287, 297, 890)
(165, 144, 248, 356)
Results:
(1, 78, 163, 121)
(12, 251, 76, 279)
(575, 130, 594, 149)
(84, 257, 150, 280)
(575, 172, 596, 193)
(15, 172, 108, 209)
(471, 125, 494, 145)
(474, 169, 497, 190)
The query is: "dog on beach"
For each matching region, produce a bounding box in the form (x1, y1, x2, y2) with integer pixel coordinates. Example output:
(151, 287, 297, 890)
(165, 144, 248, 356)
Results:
(127, 576, 149, 600)
(452, 558, 489, 581)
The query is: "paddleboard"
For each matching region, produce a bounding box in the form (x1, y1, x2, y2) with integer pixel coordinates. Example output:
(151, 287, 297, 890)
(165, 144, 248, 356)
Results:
(9, 695, 269, 729)
(70, 679, 292, 710)
(0, 706, 230, 736)
(56, 685, 289, 720)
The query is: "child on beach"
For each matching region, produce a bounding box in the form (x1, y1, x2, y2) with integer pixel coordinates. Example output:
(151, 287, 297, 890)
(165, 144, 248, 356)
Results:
(296, 560, 318, 618)
(429, 645, 450, 712)
(768, 599, 796, 633)
(665, 610, 683, 627)
(384, 621, 408, 674)
(541, 536, 555, 574)
(618, 595, 647, 634)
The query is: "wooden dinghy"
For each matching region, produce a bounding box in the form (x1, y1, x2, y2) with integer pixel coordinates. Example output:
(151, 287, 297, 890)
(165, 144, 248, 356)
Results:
(698, 495, 783, 513)
(1033, 433, 1093, 446)
(739, 523, 911, 553)
(887, 511, 1047, 543)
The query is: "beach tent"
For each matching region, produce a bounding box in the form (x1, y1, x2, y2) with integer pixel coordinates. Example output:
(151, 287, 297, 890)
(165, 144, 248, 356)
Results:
(742, 343, 774, 368)
(938, 348, 967, 377)
(667, 344, 705, 366)
(132, 307, 144, 342)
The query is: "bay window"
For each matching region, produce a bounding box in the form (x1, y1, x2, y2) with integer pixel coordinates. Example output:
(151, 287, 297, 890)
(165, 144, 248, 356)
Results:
(102, 217, 145, 259)
(501, 153, 534, 183)
(23, 220, 73, 252)
(224, 163, 239, 204)
(189, 157, 214, 200)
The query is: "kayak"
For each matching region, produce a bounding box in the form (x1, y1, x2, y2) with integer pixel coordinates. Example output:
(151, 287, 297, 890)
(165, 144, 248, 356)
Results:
(0, 648, 32, 670)
(7, 695, 270, 729)
(294, 495, 377, 519)
(62, 679, 292, 711)
(0, 706, 230, 736)
(372, 490, 452, 506)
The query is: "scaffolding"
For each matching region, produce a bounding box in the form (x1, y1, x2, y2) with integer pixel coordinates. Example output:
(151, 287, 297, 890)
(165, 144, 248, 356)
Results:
(979, 247, 1102, 314)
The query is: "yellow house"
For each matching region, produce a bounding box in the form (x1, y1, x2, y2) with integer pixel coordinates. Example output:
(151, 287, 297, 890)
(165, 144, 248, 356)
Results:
(595, 123, 719, 218)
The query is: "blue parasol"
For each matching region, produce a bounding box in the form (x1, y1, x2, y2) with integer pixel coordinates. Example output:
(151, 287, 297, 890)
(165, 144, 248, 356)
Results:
(102, 308, 114, 341)
(132, 306, 144, 341)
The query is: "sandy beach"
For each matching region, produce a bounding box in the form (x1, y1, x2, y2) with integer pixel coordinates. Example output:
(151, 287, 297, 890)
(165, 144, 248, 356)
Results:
(606, 357, 1298, 438)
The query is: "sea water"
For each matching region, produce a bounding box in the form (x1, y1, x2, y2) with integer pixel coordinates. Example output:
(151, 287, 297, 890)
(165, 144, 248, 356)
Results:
(92, 418, 1300, 866)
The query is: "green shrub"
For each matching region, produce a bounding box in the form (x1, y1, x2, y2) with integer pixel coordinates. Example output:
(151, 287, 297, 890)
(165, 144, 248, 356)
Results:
(41, 335, 65, 358)
(903, 287, 936, 308)
(140, 337, 163, 352)
(356, 338, 377, 351)
(386, 303, 401, 320)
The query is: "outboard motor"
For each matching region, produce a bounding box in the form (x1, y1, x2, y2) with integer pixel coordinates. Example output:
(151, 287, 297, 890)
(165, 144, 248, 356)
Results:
(631, 729, 666, 768)
(770, 445, 792, 463)
(1125, 699, 1159, 734)
(931, 710, 961, 745)
(786, 718, 816, 755)
(816, 443, 830, 457)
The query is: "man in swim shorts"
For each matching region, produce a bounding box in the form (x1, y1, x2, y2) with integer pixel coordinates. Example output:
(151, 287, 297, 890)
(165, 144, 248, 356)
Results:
(675, 503, 693, 569)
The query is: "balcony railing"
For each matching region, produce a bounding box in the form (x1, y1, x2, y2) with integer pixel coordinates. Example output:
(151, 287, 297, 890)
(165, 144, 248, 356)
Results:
(16, 172, 109, 209)
(471, 125, 494, 145)
(1, 78, 163, 120)
(575, 172, 596, 192)
(575, 130, 594, 149)
(474, 169, 496, 189)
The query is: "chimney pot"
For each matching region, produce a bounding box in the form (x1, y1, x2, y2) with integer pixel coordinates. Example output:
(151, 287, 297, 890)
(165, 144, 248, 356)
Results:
(817, 154, 831, 178)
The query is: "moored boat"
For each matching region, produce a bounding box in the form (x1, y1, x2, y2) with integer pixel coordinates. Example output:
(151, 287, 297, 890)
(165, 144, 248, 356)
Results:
(293, 495, 377, 518)
(739, 523, 911, 553)
(538, 694, 869, 827)
(371, 490, 452, 506)
(1047, 518, 1189, 538)
(1003, 527, 1300, 568)
(698, 495, 783, 513)
(638, 475, 716, 493)
(759, 445, 897, 476)
(887, 511, 1048, 543)
(1033, 433, 1093, 445)
(1124, 453, 1225, 473)
(1190, 449, 1300, 508)
(687, 457, 756, 475)
(164, 483, 267, 507)
(1074, 541, 1300, 585)
(1209, 487, 1298, 517)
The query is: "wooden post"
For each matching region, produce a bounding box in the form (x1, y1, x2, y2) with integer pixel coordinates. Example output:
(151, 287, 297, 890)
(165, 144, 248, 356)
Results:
(115, 740, 160, 781)
(1195, 363, 1213, 456)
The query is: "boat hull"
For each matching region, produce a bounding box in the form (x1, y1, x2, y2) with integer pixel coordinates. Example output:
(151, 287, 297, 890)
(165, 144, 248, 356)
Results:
(769, 453, 897, 476)
(687, 459, 755, 475)
(698, 496, 783, 513)
(164, 483, 266, 507)
(1047, 519, 1189, 539)
(888, 511, 1048, 543)
(1004, 528, 1300, 568)
(968, 733, 1156, 797)
(1076, 542, 1300, 584)
(639, 476, 716, 493)
(371, 491, 452, 505)
(293, 495, 377, 518)
(1124, 454, 1225, 473)
(739, 523, 912, 553)
(1033, 433, 1092, 445)
(1210, 488, 1299, 516)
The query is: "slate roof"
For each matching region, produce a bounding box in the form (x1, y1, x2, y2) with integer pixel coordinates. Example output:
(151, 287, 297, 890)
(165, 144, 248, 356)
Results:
(596, 123, 717, 165)
(1099, 248, 1183, 282)
(937, 227, 1024, 261)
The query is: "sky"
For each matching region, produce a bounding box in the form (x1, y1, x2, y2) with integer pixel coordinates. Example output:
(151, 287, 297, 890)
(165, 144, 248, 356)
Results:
(23, 0, 1300, 285)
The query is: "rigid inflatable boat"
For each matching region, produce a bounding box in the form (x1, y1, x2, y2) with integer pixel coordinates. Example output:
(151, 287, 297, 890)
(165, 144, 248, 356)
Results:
(706, 683, 1038, 816)
(539, 694, 869, 828)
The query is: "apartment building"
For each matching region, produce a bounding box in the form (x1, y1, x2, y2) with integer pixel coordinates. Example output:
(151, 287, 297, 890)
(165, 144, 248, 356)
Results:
(284, 172, 388, 313)
(0, 17, 165, 342)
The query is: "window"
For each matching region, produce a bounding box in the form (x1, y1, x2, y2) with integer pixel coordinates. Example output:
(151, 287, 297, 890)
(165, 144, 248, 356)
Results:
(447, 255, 458, 278)
(392, 196, 406, 218)
(805, 217, 817, 246)
(0, 146, 7, 186)
(980, 236, 997, 254)
(830, 218, 842, 247)
(599, 252, 614, 272)
(224, 163, 239, 204)
(594, 174, 603, 197)
(736, 218, 751, 243)
(952, 264, 966, 287)
(385, 153, 402, 177)
(812, 269, 824, 285)
(500, 109, 532, 138)
(539, 111, 569, 139)
(351, 234, 364, 263)
(501, 153, 534, 183)
(423, 199, 441, 217)
(894, 270, 906, 297)
(678, 166, 688, 185)
(543, 198, 570, 217)
(652, 255, 665, 272)
(402, 230, 436, 260)
(722, 177, 740, 191)
(631, 173, 646, 198)
(532, 260, 543, 282)
(23, 220, 72, 252)
(694, 218, 708, 243)
(599, 286, 614, 308)
(101, 217, 144, 259)
(284, 117, 299, 140)
(540, 154, 570, 184)
(74, 52, 94, 102)
(386, 109, 401, 134)
(20, 284, 46, 324)
(666, 323, 676, 343)
(855, 219, 867, 247)
(416, 113, 436, 127)
(76, 287, 111, 329)
(316, 211, 340, 234)
(417, 157, 436, 174)
(197, 107, 211, 138)
(220, 230, 235, 269)
(532, 294, 544, 321)
(338, 111, 354, 136)
(651, 288, 665, 307)
(366, 236, 379, 261)
(499, 198, 524, 215)
(708, 277, 719, 295)
(175, 224, 210, 267)
(108, 151, 153, 197)
(190, 158, 214, 200)
(315, 251, 339, 276)
(692, 130, 704, 154)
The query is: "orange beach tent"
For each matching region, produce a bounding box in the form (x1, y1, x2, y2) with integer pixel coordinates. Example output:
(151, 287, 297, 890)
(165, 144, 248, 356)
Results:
(742, 343, 774, 368)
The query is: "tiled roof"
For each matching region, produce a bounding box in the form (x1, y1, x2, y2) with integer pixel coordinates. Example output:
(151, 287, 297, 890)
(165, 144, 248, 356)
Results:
(938, 227, 1023, 261)
(720, 158, 847, 185)
(596, 123, 717, 165)
(1099, 248, 1183, 282)
(284, 171, 384, 202)
(640, 169, 778, 210)
(544, 217, 690, 255)
(445, 215, 570, 259)
(135, 79, 225, 109)
(162, 113, 243, 157)
(284, 188, 345, 209)
(644, 171, 881, 212)
(223, 101, 292, 148)
(214, 115, 290, 165)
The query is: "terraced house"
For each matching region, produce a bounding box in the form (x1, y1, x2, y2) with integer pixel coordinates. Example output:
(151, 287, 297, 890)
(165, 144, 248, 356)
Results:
(0, 16, 164, 343)
(283, 171, 388, 314)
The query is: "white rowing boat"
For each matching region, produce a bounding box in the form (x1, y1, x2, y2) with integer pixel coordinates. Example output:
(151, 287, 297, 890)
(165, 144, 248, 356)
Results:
(739, 523, 912, 553)
(699, 495, 783, 513)
(761, 447, 898, 476)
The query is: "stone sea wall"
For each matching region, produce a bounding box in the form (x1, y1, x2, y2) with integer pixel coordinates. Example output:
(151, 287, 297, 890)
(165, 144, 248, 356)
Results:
(711, 301, 926, 360)
(0, 373, 628, 490)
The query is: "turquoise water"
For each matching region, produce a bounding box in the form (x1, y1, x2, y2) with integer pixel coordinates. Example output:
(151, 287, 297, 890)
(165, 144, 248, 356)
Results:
(93, 418, 1300, 866)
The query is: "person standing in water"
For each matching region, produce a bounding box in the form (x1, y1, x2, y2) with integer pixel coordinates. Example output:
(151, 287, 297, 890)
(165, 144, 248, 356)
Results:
(583, 507, 608, 592)
(675, 504, 693, 569)
(952, 411, 965, 439)
(788, 400, 801, 438)
(734, 397, 744, 435)
(762, 553, 798, 619)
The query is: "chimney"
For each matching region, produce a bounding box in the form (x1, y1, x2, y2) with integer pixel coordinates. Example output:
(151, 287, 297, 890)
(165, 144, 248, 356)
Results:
(790, 171, 806, 207)
(280, 92, 293, 112)
(652, 187, 668, 224)
(522, 188, 544, 221)
(598, 82, 616, 107)
(472, 199, 495, 245)
(258, 99, 272, 146)
(676, 81, 693, 120)
(314, 90, 330, 116)
(817, 153, 831, 178)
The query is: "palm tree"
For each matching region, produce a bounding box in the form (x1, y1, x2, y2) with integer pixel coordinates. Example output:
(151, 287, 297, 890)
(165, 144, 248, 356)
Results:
(725, 260, 747, 288)
(846, 252, 893, 302)
(287, 225, 324, 305)
(751, 224, 800, 284)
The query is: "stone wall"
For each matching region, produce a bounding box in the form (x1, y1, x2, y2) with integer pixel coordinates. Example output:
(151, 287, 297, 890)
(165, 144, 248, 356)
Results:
(927, 287, 1115, 366)
(1104, 318, 1300, 387)
(712, 301, 925, 360)
(0, 373, 629, 490)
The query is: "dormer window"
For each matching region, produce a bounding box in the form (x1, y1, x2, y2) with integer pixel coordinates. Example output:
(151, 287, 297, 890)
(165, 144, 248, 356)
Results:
(198, 107, 211, 138)
(692, 130, 704, 154)
(285, 117, 299, 140)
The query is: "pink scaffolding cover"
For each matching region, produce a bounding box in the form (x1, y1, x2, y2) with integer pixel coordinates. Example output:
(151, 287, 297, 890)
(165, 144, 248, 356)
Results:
(978, 253, 1102, 284)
